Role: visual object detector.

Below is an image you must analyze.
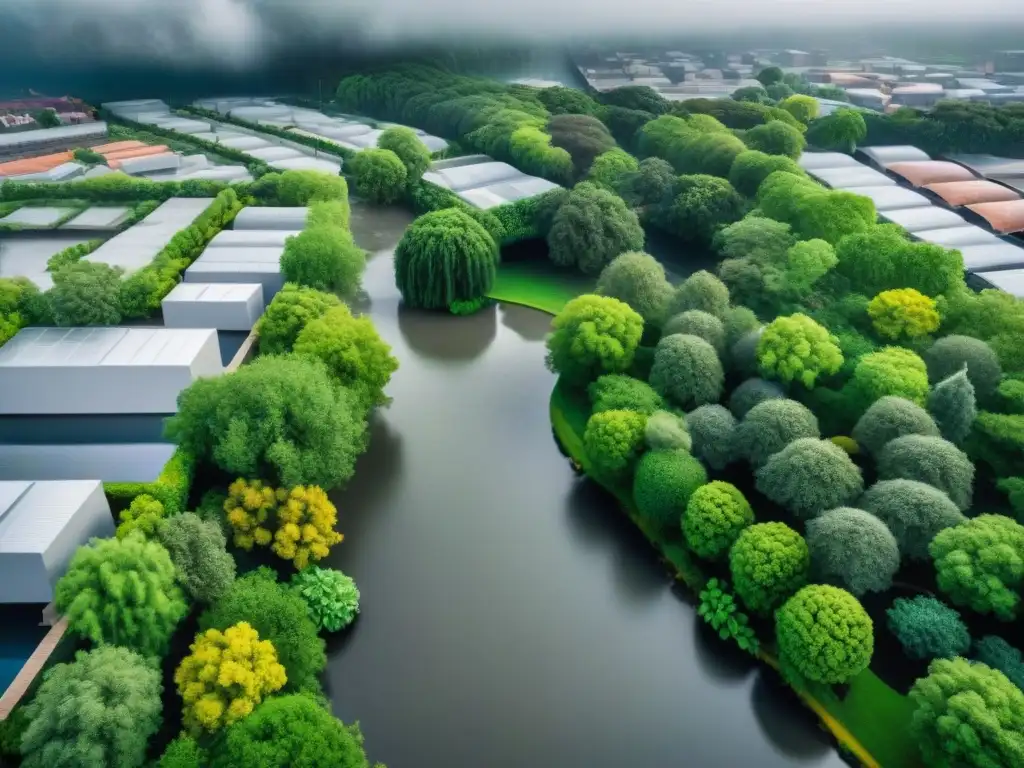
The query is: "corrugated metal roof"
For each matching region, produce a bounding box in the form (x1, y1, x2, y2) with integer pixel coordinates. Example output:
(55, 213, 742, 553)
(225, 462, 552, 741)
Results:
(0, 327, 218, 368)
(967, 199, 1024, 233)
(888, 160, 978, 186)
(0, 122, 108, 150)
(960, 242, 1024, 271)
(881, 206, 968, 232)
(808, 166, 896, 189)
(0, 480, 102, 552)
(852, 185, 932, 211)
(914, 225, 1004, 247)
(798, 152, 863, 171)
(164, 282, 262, 302)
(925, 180, 1020, 206)
(858, 145, 931, 166)
(975, 268, 1024, 295)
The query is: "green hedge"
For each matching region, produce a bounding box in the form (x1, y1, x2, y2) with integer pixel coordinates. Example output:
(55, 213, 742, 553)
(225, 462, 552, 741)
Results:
(0, 173, 232, 203)
(183, 105, 356, 162)
(47, 239, 104, 272)
(104, 446, 195, 515)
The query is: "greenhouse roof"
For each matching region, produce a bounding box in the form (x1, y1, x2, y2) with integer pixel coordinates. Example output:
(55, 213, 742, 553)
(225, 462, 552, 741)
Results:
(959, 242, 1024, 271)
(0, 122, 108, 151)
(807, 166, 896, 189)
(422, 159, 561, 209)
(974, 267, 1024, 295)
(966, 199, 1024, 233)
(853, 185, 932, 211)
(947, 154, 1024, 179)
(887, 160, 978, 186)
(858, 145, 931, 167)
(925, 180, 1020, 207)
(914, 225, 1004, 247)
(879, 205, 968, 233)
(797, 152, 862, 171)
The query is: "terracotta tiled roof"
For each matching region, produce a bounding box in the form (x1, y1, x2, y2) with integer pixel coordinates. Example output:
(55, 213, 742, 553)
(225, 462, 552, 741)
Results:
(925, 180, 1021, 206)
(967, 199, 1024, 233)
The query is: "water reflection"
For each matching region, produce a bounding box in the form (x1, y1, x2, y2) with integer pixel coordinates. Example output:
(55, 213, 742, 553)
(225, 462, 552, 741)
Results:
(396, 302, 498, 363)
(752, 673, 837, 762)
(498, 301, 552, 342)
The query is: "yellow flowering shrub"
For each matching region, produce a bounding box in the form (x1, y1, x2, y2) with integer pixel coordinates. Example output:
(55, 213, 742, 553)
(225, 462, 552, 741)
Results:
(174, 621, 286, 734)
(273, 486, 343, 569)
(224, 479, 277, 550)
(223, 480, 343, 568)
(867, 288, 940, 340)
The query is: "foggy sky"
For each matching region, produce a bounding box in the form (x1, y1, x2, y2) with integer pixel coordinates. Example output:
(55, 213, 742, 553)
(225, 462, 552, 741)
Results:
(3, 0, 1023, 66)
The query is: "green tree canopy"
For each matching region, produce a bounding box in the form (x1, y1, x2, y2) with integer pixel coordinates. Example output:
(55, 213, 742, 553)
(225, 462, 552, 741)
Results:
(656, 175, 746, 245)
(545, 294, 643, 385)
(776, 585, 874, 684)
(668, 269, 730, 319)
(582, 409, 648, 480)
(727, 150, 804, 197)
(21, 647, 163, 768)
(729, 522, 809, 614)
(291, 566, 361, 632)
(51, 261, 122, 326)
(859, 479, 965, 562)
(909, 658, 1024, 768)
(974, 636, 1024, 692)
(805, 109, 867, 153)
(930, 514, 1024, 620)
(587, 148, 640, 193)
(868, 287, 940, 341)
(757, 313, 843, 388)
(927, 368, 977, 444)
(547, 114, 616, 177)
(349, 148, 408, 204)
(394, 207, 499, 309)
(294, 305, 398, 411)
(548, 182, 645, 275)
(744, 121, 806, 159)
(538, 85, 602, 116)
(887, 596, 971, 661)
(734, 398, 820, 468)
(685, 404, 738, 470)
(756, 66, 784, 86)
(157, 512, 236, 604)
(847, 347, 931, 413)
(727, 377, 785, 418)
(256, 283, 342, 356)
(662, 310, 726, 356)
(378, 125, 431, 182)
(649, 333, 724, 409)
(200, 569, 326, 693)
(807, 507, 900, 595)
(852, 396, 940, 458)
(55, 535, 186, 656)
(166, 354, 368, 489)
(756, 438, 864, 519)
(588, 373, 663, 415)
(878, 435, 975, 511)
(779, 95, 819, 123)
(644, 409, 692, 451)
(601, 85, 668, 114)
(280, 226, 366, 296)
(275, 170, 348, 206)
(595, 250, 673, 326)
(620, 157, 676, 206)
(924, 335, 1002, 400)
(836, 224, 964, 298)
(633, 448, 708, 531)
(684, 481, 754, 560)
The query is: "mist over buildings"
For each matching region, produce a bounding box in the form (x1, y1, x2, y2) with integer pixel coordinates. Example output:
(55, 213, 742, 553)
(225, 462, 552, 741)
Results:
(2, 0, 1023, 68)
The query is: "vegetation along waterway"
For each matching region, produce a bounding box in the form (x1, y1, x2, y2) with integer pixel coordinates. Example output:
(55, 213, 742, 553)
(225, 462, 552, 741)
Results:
(323, 202, 848, 768)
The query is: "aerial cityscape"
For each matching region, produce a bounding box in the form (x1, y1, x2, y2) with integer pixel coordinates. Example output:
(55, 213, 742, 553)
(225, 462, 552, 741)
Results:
(0, 18, 1023, 768)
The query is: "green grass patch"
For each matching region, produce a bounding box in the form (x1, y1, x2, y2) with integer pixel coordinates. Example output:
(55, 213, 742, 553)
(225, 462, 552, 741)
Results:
(488, 261, 594, 315)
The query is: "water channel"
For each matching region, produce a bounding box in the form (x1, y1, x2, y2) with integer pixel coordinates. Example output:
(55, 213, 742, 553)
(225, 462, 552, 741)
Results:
(325, 202, 848, 768)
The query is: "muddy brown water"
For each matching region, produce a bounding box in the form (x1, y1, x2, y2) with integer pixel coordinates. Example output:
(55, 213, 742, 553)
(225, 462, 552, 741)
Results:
(325, 202, 847, 768)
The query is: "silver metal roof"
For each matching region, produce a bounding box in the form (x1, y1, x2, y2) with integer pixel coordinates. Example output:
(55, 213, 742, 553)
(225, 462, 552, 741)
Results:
(0, 445, 176, 482)
(208, 229, 300, 247)
(232, 207, 308, 230)
(859, 145, 931, 166)
(194, 246, 283, 263)
(808, 166, 897, 189)
(880, 206, 968, 233)
(959, 242, 1024, 271)
(975, 268, 1024, 295)
(853, 185, 932, 212)
(60, 206, 131, 230)
(0, 480, 103, 553)
(914, 225, 1004, 247)
(163, 282, 262, 302)
(798, 152, 863, 171)
(948, 154, 1024, 179)
(0, 207, 77, 227)
(0, 327, 219, 368)
(0, 122, 108, 150)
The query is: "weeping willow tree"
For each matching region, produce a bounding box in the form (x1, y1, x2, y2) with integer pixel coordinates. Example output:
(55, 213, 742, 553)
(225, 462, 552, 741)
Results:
(394, 208, 499, 309)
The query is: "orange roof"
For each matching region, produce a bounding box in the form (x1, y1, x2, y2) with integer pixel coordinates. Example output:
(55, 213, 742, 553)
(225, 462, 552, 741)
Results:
(967, 199, 1024, 233)
(93, 140, 147, 154)
(888, 161, 977, 186)
(926, 180, 1021, 207)
(102, 145, 169, 162)
(0, 151, 73, 177)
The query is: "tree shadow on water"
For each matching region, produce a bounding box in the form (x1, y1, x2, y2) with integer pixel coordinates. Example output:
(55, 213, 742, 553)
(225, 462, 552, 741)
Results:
(751, 670, 839, 763)
(563, 478, 667, 605)
(397, 302, 497, 363)
(691, 616, 758, 684)
(499, 302, 552, 343)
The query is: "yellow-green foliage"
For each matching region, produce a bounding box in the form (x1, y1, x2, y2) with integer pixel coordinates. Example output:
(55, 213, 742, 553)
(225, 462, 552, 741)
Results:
(116, 493, 166, 539)
(830, 435, 860, 454)
(583, 409, 648, 480)
(868, 288, 940, 340)
(175, 622, 287, 734)
(224, 480, 343, 569)
(757, 313, 843, 388)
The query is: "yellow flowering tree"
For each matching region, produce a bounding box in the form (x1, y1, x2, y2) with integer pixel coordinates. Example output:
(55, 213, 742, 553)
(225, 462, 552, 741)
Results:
(223, 480, 343, 569)
(868, 288, 940, 340)
(273, 486, 343, 569)
(175, 621, 286, 734)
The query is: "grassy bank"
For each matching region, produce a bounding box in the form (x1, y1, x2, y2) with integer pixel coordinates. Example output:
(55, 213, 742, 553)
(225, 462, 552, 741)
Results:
(549, 377, 920, 768)
(488, 261, 594, 315)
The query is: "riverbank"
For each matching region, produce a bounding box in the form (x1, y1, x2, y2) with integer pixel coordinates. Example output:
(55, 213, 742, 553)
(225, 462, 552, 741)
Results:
(488, 261, 593, 315)
(549, 377, 920, 768)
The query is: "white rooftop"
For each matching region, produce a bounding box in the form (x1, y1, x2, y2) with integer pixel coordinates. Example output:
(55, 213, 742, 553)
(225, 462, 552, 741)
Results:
(959, 242, 1024, 271)
(422, 159, 562, 210)
(975, 268, 1024, 296)
(880, 206, 968, 233)
(858, 145, 931, 166)
(798, 152, 863, 171)
(914, 225, 1004, 247)
(807, 166, 897, 189)
(0, 326, 219, 368)
(0, 122, 108, 152)
(853, 185, 933, 211)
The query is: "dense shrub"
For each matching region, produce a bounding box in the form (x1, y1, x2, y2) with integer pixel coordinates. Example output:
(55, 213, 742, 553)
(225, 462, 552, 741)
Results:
(761, 177, 876, 245)
(294, 305, 398, 411)
(685, 404, 738, 470)
(729, 522, 809, 614)
(275, 170, 348, 206)
(256, 284, 342, 356)
(805, 109, 866, 153)
(587, 148, 640, 192)
(378, 125, 431, 182)
(280, 226, 366, 296)
(744, 121, 806, 158)
(588, 373, 663, 415)
(924, 335, 1003, 400)
(547, 182, 644, 275)
(210, 694, 374, 768)
(633, 448, 708, 531)
(684, 481, 754, 560)
(868, 288, 940, 340)
(974, 636, 1024, 691)
(930, 514, 1024, 620)
(887, 596, 971, 661)
(583, 409, 647, 480)
(291, 566, 361, 632)
(349, 148, 408, 204)
(619, 157, 676, 205)
(852, 396, 940, 458)
(909, 658, 1024, 768)
(734, 398, 820, 468)
(21, 647, 162, 768)
(175, 621, 287, 733)
(545, 295, 643, 385)
(668, 270, 730, 319)
(878, 435, 974, 511)
(756, 438, 864, 519)
(806, 508, 900, 595)
(728, 150, 804, 198)
(644, 409, 692, 451)
(859, 479, 965, 561)
(723, 306, 761, 348)
(780, 94, 819, 123)
(662, 310, 726, 356)
(649, 334, 724, 409)
(757, 313, 842, 388)
(55, 535, 186, 656)
(928, 368, 977, 444)
(157, 512, 236, 604)
(848, 347, 931, 410)
(727, 377, 785, 418)
(167, 355, 368, 489)
(158, 737, 204, 768)
(776, 585, 874, 684)
(395, 208, 499, 309)
(655, 175, 746, 245)
(595, 250, 673, 325)
(115, 493, 166, 540)
(50, 261, 122, 326)
(835, 224, 964, 298)
(200, 569, 326, 693)
(547, 114, 616, 176)
(731, 328, 764, 377)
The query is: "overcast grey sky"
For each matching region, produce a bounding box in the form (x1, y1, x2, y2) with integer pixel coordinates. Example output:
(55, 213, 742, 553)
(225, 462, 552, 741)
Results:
(4, 0, 1023, 65)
